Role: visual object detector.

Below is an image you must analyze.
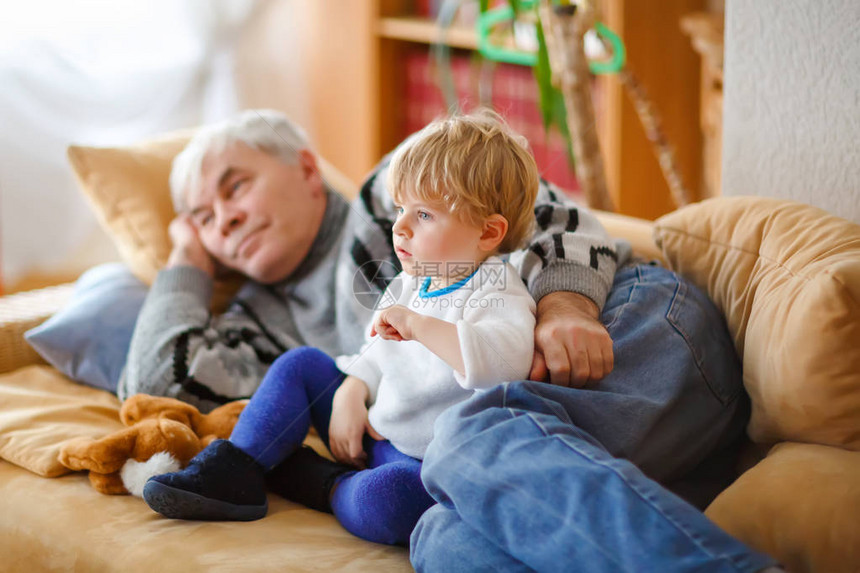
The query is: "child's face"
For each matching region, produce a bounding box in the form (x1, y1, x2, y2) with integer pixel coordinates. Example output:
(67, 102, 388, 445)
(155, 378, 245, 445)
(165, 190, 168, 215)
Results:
(391, 192, 486, 282)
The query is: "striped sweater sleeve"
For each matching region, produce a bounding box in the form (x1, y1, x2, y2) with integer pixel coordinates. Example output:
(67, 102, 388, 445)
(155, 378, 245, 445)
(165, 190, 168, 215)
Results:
(118, 266, 292, 413)
(351, 158, 618, 312)
(509, 178, 618, 309)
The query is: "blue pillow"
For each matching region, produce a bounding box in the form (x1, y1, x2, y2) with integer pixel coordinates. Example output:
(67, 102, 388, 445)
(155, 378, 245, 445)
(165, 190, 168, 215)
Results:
(25, 263, 148, 393)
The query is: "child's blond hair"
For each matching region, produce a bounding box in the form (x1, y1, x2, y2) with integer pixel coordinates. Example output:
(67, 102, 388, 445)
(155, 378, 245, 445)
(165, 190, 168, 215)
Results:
(387, 109, 539, 253)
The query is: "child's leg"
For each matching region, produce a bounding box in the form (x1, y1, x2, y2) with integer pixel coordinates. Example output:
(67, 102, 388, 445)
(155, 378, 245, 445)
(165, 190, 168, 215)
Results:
(143, 346, 343, 521)
(364, 435, 418, 467)
(231, 346, 344, 469)
(330, 439, 434, 546)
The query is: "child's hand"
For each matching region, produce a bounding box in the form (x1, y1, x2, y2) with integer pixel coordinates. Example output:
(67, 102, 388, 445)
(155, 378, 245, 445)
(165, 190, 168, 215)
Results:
(329, 399, 372, 469)
(371, 305, 419, 341)
(329, 377, 383, 469)
(329, 408, 377, 469)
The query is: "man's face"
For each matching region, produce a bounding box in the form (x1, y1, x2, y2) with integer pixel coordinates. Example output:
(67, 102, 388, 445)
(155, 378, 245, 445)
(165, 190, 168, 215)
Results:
(186, 142, 326, 284)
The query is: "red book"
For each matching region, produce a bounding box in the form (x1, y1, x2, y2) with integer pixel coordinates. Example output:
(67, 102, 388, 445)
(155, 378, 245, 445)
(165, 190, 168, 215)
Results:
(414, 0, 431, 18)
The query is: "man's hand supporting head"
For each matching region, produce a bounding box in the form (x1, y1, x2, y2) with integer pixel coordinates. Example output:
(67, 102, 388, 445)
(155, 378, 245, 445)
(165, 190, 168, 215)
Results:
(167, 214, 217, 277)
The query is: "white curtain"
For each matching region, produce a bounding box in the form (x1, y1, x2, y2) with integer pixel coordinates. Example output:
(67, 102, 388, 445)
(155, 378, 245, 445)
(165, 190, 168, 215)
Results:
(0, 0, 259, 288)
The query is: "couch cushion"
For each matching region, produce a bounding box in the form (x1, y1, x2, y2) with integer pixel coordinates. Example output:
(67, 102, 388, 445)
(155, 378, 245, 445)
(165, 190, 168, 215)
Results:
(654, 197, 860, 450)
(25, 263, 147, 392)
(706, 442, 860, 573)
(0, 365, 122, 477)
(0, 460, 410, 572)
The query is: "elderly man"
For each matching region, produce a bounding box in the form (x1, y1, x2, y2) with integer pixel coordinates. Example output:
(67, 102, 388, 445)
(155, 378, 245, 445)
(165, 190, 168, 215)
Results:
(121, 110, 779, 572)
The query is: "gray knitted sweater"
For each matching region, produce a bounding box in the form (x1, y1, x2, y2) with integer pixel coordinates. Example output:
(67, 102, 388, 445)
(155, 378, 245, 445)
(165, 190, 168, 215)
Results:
(119, 159, 625, 412)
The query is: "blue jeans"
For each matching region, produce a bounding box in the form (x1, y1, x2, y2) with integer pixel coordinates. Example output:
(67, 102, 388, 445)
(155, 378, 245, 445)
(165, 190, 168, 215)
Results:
(411, 265, 777, 572)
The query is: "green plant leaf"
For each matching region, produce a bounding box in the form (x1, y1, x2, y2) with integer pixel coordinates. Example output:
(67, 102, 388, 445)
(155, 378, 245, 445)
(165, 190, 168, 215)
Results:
(533, 19, 576, 168)
(534, 19, 554, 130)
(475, 0, 576, 169)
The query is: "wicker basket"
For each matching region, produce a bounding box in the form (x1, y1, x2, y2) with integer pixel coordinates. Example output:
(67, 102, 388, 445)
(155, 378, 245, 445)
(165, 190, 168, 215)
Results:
(0, 283, 74, 374)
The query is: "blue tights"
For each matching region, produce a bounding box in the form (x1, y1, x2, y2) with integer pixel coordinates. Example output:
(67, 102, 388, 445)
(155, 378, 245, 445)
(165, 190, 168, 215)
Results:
(229, 346, 433, 545)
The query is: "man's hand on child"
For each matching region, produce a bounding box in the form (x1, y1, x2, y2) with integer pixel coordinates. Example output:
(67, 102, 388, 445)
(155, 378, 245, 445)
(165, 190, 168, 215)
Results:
(529, 291, 614, 387)
(371, 305, 419, 342)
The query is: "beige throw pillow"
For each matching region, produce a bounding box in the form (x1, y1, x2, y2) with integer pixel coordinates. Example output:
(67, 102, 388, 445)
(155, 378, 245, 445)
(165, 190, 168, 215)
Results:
(654, 197, 860, 450)
(706, 442, 860, 573)
(68, 131, 193, 285)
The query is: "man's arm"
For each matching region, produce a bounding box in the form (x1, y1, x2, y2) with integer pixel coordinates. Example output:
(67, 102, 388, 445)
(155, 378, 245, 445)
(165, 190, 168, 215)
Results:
(513, 179, 619, 309)
(511, 180, 619, 387)
(119, 217, 295, 412)
(119, 266, 292, 411)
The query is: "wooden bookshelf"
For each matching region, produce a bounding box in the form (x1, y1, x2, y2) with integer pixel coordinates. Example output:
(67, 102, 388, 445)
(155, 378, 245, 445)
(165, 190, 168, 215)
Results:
(597, 0, 709, 218)
(310, 0, 706, 220)
(682, 12, 724, 200)
(377, 16, 478, 50)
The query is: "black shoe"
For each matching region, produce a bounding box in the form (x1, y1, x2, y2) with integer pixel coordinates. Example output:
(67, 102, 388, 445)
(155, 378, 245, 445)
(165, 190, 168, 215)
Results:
(143, 440, 268, 521)
(266, 446, 353, 513)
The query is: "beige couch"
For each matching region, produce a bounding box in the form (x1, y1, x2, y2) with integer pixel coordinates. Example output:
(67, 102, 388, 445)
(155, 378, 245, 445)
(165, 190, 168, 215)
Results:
(0, 131, 858, 572)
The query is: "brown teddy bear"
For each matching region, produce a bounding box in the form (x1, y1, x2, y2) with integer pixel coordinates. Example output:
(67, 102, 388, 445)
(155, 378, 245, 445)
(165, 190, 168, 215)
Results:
(58, 395, 247, 496)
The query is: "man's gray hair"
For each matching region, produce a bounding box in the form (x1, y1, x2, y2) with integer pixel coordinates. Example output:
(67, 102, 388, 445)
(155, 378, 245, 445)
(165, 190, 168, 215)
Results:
(170, 109, 312, 213)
